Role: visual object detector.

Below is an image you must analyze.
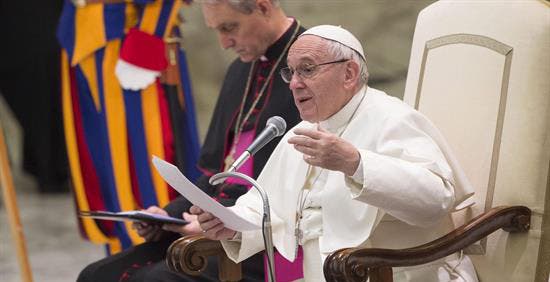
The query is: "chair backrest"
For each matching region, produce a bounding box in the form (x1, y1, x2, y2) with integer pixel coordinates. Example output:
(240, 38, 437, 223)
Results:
(401, 1, 550, 281)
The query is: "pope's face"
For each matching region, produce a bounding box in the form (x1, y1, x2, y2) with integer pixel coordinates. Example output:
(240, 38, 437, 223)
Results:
(286, 36, 352, 122)
(202, 2, 272, 62)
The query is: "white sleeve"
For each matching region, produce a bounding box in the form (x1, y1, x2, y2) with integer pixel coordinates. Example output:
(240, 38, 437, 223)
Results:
(346, 115, 455, 227)
(220, 204, 264, 263)
(349, 157, 364, 184)
(220, 191, 286, 263)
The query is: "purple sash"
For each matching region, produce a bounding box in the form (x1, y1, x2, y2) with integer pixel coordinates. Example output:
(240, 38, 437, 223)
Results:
(227, 130, 304, 281)
(265, 247, 304, 282)
(225, 130, 255, 186)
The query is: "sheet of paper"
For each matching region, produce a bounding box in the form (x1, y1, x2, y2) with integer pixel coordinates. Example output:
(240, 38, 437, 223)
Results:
(152, 156, 260, 231)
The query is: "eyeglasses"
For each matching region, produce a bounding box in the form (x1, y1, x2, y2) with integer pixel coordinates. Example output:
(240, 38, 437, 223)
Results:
(280, 58, 349, 83)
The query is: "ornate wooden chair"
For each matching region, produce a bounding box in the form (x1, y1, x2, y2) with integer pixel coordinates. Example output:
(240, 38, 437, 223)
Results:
(167, 234, 242, 281)
(166, 0, 550, 281)
(325, 0, 549, 280)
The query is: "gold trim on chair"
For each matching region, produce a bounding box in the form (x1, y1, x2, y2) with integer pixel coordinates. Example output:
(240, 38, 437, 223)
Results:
(425, 34, 513, 56)
(414, 33, 514, 254)
(535, 160, 550, 282)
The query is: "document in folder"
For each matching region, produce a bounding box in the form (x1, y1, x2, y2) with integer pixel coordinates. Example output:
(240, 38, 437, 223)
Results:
(79, 210, 188, 225)
(152, 156, 261, 232)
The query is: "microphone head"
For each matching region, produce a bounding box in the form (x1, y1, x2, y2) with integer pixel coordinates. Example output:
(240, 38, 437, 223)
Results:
(266, 116, 286, 137)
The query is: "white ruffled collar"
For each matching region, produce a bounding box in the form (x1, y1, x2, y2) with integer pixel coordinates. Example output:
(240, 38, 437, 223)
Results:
(319, 85, 367, 134)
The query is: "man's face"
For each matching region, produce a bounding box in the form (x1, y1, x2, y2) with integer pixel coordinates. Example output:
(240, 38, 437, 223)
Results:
(286, 36, 352, 122)
(202, 2, 272, 62)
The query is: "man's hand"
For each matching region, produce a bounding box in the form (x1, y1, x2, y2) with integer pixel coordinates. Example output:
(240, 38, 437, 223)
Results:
(162, 212, 202, 235)
(131, 206, 167, 242)
(288, 127, 360, 176)
(190, 205, 236, 240)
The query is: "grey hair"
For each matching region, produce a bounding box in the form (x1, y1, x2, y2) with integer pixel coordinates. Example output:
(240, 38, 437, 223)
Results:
(324, 39, 369, 87)
(202, 0, 279, 14)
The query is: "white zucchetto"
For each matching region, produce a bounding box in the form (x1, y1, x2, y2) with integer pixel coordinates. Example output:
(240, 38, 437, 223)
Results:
(300, 25, 366, 61)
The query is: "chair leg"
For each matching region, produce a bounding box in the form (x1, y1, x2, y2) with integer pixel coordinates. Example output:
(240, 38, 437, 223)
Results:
(369, 266, 393, 282)
(0, 124, 33, 282)
(218, 253, 242, 282)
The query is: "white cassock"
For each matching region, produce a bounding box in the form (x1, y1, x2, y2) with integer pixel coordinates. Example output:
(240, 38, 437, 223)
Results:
(221, 86, 479, 282)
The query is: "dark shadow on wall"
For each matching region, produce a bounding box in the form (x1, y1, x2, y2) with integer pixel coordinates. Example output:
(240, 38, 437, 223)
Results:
(0, 0, 68, 193)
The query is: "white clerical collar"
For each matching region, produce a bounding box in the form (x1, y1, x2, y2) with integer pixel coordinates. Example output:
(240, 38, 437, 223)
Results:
(319, 85, 367, 133)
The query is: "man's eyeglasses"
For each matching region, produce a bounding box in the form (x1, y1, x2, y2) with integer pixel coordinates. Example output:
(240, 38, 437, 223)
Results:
(280, 58, 349, 83)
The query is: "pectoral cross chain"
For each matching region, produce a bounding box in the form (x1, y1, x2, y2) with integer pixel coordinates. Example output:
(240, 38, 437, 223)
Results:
(224, 153, 235, 171)
(295, 213, 303, 244)
(294, 226, 303, 242)
(294, 214, 303, 259)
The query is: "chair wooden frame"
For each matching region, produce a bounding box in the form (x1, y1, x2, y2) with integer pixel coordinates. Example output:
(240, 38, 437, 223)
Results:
(323, 205, 531, 282)
(165, 205, 531, 282)
(166, 234, 242, 282)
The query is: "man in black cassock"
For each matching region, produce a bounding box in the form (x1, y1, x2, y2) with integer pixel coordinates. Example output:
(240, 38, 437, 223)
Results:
(78, 0, 304, 281)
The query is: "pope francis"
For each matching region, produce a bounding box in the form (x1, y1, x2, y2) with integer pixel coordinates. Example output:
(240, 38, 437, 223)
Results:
(193, 25, 479, 282)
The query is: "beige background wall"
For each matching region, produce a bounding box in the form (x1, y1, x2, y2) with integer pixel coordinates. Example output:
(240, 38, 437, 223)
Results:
(178, 0, 435, 140)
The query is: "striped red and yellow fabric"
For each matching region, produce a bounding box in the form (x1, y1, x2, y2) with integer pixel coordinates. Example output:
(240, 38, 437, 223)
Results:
(57, 0, 199, 254)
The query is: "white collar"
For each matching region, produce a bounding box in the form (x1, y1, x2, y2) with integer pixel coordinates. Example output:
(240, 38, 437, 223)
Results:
(319, 85, 367, 134)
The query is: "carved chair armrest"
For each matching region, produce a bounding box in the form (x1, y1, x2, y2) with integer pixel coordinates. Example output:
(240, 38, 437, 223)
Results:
(323, 205, 531, 282)
(166, 234, 242, 282)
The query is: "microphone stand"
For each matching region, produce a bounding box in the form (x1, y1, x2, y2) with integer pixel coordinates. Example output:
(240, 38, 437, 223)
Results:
(209, 172, 276, 282)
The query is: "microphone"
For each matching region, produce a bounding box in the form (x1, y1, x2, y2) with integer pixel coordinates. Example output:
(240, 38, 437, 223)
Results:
(228, 116, 286, 172)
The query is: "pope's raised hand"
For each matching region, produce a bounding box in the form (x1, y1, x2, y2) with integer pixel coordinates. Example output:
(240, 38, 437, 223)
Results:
(288, 127, 360, 176)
